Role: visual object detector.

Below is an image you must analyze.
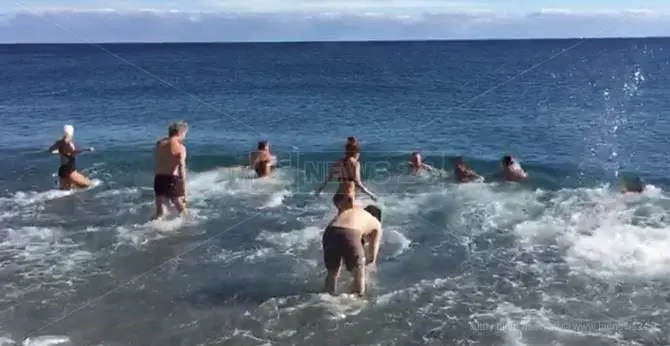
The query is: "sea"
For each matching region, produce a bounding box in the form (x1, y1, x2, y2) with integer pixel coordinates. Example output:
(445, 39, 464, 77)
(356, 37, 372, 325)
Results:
(1, 39, 669, 346)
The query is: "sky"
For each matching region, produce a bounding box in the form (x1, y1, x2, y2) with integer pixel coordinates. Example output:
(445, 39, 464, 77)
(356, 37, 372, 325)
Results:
(1, 0, 669, 42)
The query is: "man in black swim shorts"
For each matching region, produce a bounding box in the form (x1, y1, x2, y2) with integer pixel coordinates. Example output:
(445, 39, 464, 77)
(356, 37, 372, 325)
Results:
(152, 121, 188, 220)
(322, 196, 383, 297)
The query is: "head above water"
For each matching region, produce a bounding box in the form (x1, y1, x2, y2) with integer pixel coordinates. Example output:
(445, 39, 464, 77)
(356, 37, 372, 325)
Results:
(168, 121, 188, 139)
(258, 140, 269, 150)
(345, 142, 360, 159)
(347, 136, 357, 144)
(63, 124, 74, 138)
(410, 152, 422, 164)
(454, 156, 465, 166)
(363, 205, 382, 222)
(625, 176, 645, 192)
(502, 155, 513, 167)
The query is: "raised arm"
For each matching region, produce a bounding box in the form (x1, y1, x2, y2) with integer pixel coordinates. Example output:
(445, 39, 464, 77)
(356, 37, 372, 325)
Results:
(353, 162, 377, 201)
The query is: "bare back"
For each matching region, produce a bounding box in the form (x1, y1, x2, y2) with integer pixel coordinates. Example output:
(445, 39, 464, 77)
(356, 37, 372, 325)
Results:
(56, 139, 76, 165)
(329, 207, 380, 237)
(155, 137, 185, 175)
(332, 158, 358, 184)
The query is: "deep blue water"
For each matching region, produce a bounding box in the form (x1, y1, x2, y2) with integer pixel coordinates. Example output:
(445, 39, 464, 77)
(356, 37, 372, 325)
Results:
(1, 39, 669, 346)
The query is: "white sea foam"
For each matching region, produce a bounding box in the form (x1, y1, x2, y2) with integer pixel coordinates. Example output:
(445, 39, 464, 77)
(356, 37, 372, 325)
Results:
(2, 159, 668, 345)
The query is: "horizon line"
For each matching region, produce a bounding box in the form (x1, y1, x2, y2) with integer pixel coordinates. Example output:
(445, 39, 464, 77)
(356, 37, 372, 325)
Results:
(1, 35, 669, 45)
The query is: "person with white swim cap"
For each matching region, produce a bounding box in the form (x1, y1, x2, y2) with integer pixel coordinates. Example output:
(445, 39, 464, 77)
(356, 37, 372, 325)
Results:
(501, 154, 528, 181)
(47, 124, 94, 190)
(153, 121, 189, 220)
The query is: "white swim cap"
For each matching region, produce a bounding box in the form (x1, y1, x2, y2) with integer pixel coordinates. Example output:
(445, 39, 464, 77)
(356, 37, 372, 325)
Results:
(63, 124, 74, 137)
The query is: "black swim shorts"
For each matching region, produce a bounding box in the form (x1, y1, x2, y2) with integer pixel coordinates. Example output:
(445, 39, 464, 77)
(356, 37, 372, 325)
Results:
(153, 174, 183, 198)
(322, 226, 365, 272)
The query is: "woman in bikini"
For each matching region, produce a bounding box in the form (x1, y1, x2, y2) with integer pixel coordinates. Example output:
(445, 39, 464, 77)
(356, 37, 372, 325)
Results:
(315, 141, 377, 214)
(47, 124, 94, 190)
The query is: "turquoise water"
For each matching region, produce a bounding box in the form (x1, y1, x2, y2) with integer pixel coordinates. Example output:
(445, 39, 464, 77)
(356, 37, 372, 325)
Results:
(0, 39, 669, 345)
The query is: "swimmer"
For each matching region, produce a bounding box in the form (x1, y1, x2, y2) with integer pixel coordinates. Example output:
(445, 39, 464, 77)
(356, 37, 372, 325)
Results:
(621, 176, 645, 193)
(249, 140, 276, 178)
(346, 136, 358, 146)
(47, 124, 94, 190)
(453, 156, 483, 183)
(501, 155, 528, 181)
(408, 152, 435, 174)
(322, 196, 382, 296)
(316, 141, 377, 214)
(153, 121, 188, 220)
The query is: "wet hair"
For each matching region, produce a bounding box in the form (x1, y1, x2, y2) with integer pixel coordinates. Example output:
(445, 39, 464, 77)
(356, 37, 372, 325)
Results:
(258, 140, 268, 150)
(168, 121, 188, 137)
(345, 142, 360, 158)
(502, 155, 513, 166)
(454, 156, 465, 165)
(411, 152, 420, 158)
(347, 136, 357, 144)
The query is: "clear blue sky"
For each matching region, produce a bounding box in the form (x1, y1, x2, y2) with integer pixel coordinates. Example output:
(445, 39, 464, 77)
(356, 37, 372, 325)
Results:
(1, 0, 669, 42)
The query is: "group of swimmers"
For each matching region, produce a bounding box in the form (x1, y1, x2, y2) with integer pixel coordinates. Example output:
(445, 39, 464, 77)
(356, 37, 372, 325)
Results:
(48, 121, 647, 297)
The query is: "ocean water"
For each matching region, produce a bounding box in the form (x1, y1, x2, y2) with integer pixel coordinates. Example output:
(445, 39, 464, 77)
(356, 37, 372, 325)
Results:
(1, 39, 670, 346)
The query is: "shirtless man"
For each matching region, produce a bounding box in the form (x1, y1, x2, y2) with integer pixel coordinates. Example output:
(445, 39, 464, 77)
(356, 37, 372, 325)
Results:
(501, 155, 528, 181)
(322, 196, 382, 296)
(153, 121, 188, 220)
(315, 141, 377, 214)
(249, 140, 276, 178)
(408, 152, 435, 174)
(453, 156, 483, 183)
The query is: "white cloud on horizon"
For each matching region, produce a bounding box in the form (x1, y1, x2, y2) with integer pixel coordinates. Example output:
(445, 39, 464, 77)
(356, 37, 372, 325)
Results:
(0, 8, 669, 43)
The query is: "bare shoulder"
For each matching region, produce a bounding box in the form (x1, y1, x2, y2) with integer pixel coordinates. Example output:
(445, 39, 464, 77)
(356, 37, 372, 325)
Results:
(370, 213, 382, 230)
(155, 137, 167, 147)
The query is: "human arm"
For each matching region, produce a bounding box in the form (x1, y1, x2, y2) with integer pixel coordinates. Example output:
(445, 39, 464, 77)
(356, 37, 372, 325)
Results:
(368, 220, 383, 265)
(315, 164, 334, 196)
(422, 163, 436, 172)
(74, 146, 94, 155)
(63, 141, 93, 155)
(353, 162, 377, 201)
(510, 161, 528, 179)
(47, 141, 60, 154)
(513, 167, 528, 179)
(178, 146, 188, 196)
(465, 167, 483, 180)
(248, 151, 259, 169)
